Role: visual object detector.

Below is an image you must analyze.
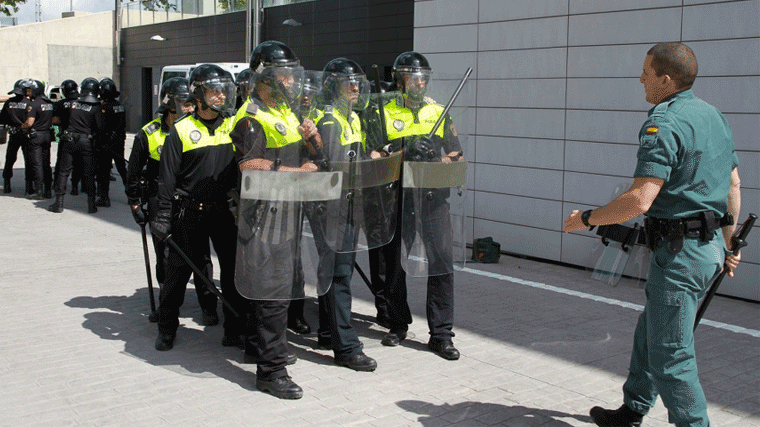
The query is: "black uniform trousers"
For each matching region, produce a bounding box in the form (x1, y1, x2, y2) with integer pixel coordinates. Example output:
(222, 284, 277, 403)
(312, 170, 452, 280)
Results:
(385, 189, 455, 341)
(3, 131, 31, 185)
(53, 133, 96, 197)
(246, 299, 290, 381)
(322, 231, 363, 360)
(96, 137, 127, 197)
(26, 131, 52, 192)
(157, 203, 244, 338)
(146, 195, 214, 296)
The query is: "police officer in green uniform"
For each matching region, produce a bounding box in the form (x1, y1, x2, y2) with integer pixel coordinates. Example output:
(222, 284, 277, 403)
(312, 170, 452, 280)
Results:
(563, 42, 742, 427)
(230, 40, 318, 400)
(149, 64, 246, 352)
(126, 77, 218, 325)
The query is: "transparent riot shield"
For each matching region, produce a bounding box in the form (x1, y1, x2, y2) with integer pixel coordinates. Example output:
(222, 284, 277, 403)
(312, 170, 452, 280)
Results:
(584, 185, 649, 287)
(235, 168, 342, 300)
(396, 69, 473, 277)
(316, 71, 402, 253)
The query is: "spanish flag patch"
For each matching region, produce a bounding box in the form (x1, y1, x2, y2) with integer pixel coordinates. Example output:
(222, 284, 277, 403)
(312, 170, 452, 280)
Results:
(645, 126, 659, 135)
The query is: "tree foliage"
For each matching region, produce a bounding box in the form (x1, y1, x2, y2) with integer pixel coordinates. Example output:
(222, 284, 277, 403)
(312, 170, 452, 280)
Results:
(133, 0, 179, 12)
(0, 0, 27, 17)
(217, 0, 248, 12)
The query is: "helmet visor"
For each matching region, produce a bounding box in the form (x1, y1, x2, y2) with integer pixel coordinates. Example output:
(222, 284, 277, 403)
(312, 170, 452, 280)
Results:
(199, 77, 237, 114)
(397, 69, 432, 102)
(255, 65, 304, 105)
(324, 73, 370, 112)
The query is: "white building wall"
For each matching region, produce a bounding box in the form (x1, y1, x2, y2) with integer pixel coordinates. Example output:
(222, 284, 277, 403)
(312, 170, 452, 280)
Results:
(414, 0, 760, 301)
(0, 11, 115, 96)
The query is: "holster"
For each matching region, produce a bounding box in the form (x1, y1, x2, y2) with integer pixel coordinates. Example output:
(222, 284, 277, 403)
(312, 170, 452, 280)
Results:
(644, 212, 730, 254)
(60, 131, 74, 143)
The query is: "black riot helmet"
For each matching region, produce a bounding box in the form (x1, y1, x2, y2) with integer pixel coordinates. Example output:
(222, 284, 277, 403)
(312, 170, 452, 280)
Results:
(158, 77, 191, 115)
(393, 51, 432, 102)
(33, 80, 46, 97)
(322, 58, 370, 112)
(79, 77, 100, 104)
(7, 79, 24, 96)
(20, 79, 40, 98)
(249, 40, 304, 104)
(187, 63, 236, 115)
(234, 68, 252, 99)
(301, 70, 322, 109)
(61, 79, 79, 100)
(99, 78, 120, 100)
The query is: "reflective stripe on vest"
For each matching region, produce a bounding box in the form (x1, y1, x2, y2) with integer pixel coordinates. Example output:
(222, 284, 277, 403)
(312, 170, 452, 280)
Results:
(321, 107, 365, 149)
(384, 99, 445, 140)
(142, 118, 165, 161)
(232, 99, 301, 149)
(174, 115, 232, 153)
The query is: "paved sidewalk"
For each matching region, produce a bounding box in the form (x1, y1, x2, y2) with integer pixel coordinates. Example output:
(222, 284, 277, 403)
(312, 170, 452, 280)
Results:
(0, 140, 758, 426)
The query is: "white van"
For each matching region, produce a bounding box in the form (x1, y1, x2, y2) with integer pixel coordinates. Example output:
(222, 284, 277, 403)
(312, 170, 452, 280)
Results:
(158, 62, 248, 109)
(159, 62, 248, 91)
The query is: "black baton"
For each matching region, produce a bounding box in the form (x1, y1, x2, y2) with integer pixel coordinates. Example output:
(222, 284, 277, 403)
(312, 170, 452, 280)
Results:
(694, 213, 756, 330)
(427, 67, 473, 139)
(165, 235, 240, 318)
(354, 262, 372, 288)
(139, 222, 158, 322)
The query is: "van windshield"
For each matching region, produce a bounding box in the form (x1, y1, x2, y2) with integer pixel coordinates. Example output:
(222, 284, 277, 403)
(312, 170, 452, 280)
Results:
(162, 71, 187, 81)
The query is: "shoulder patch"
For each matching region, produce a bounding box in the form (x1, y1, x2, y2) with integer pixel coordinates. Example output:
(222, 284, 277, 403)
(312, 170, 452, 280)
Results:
(645, 126, 659, 135)
(145, 122, 160, 135)
(113, 105, 125, 113)
(324, 105, 334, 114)
(246, 103, 258, 115)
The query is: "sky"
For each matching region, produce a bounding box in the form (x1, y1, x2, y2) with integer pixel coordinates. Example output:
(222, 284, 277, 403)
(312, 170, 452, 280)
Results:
(9, 0, 116, 25)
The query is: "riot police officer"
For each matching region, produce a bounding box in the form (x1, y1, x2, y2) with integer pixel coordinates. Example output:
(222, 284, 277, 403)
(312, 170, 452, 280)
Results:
(125, 77, 218, 325)
(563, 42, 742, 427)
(230, 40, 318, 400)
(149, 64, 245, 352)
(21, 79, 54, 199)
(51, 79, 83, 195)
(379, 51, 464, 361)
(1, 79, 31, 194)
(306, 57, 379, 371)
(48, 77, 103, 213)
(234, 68, 252, 110)
(95, 77, 127, 207)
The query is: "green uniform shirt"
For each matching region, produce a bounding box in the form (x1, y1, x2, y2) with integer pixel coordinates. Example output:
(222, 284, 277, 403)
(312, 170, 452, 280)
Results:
(634, 89, 738, 219)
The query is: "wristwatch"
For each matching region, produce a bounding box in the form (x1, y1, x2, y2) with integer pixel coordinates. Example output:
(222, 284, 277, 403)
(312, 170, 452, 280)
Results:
(581, 209, 595, 230)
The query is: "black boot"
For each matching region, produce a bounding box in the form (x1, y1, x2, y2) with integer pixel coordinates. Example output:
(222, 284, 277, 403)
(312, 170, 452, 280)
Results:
(43, 182, 52, 199)
(87, 195, 97, 213)
(70, 185, 78, 196)
(3, 178, 10, 193)
(95, 195, 111, 207)
(30, 182, 45, 200)
(590, 404, 643, 427)
(25, 180, 35, 196)
(48, 195, 64, 213)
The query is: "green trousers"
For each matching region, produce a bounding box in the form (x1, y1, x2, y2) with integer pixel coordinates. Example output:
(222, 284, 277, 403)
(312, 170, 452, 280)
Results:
(623, 233, 724, 427)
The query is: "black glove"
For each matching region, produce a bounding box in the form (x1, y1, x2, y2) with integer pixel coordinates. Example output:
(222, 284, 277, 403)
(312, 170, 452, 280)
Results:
(130, 205, 147, 226)
(150, 211, 172, 242)
(410, 136, 438, 162)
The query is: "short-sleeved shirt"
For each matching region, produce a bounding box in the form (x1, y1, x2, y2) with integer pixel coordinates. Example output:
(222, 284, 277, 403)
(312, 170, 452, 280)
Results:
(634, 89, 738, 219)
(27, 97, 54, 131)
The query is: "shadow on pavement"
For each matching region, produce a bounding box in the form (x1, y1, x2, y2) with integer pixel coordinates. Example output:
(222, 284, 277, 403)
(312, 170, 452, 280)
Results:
(397, 400, 592, 426)
(64, 289, 256, 391)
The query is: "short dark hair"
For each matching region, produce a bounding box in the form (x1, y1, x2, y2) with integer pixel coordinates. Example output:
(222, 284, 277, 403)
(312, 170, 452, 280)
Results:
(647, 42, 698, 89)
